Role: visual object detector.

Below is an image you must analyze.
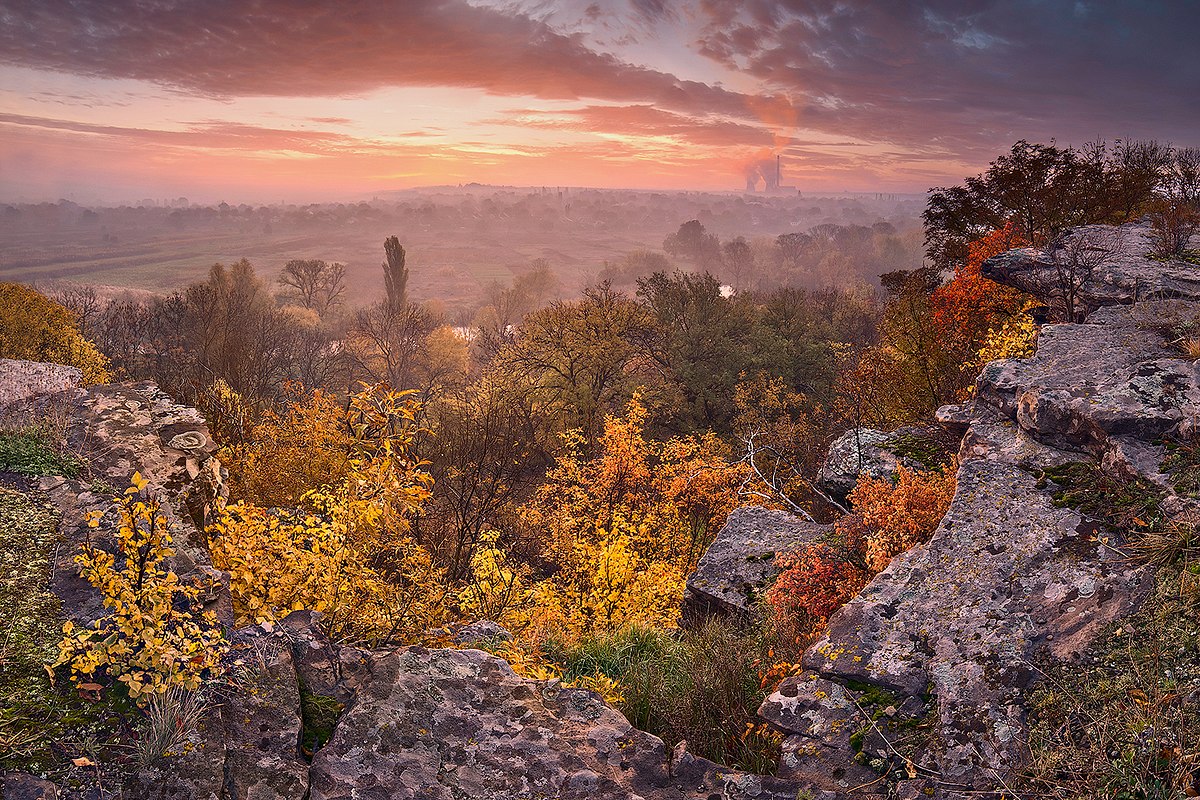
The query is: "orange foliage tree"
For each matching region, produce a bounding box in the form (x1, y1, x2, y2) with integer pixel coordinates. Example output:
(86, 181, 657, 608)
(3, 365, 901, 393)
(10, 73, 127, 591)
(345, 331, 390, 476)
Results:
(498, 397, 749, 645)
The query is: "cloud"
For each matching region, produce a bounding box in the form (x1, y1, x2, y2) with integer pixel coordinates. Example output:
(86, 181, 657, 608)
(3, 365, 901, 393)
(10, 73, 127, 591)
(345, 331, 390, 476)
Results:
(0, 0, 752, 119)
(494, 104, 775, 147)
(694, 0, 1200, 166)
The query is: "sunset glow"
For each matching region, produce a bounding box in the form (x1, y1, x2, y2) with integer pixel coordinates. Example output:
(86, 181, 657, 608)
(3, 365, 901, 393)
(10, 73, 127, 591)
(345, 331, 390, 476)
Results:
(1, 1, 1196, 201)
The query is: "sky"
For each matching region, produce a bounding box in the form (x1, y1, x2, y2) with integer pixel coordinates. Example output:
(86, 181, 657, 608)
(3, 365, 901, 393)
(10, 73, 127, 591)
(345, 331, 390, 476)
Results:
(0, 0, 1197, 203)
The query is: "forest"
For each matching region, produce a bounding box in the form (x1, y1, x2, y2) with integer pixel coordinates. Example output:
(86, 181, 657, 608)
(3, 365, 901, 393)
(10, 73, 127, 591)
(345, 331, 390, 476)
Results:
(3, 137, 1200, 783)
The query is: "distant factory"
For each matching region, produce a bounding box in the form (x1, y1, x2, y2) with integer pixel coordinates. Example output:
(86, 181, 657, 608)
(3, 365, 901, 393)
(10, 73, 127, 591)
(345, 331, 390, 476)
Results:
(745, 154, 799, 194)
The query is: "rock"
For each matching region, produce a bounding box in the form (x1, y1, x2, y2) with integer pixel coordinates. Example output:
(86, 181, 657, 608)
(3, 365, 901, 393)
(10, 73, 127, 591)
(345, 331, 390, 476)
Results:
(221, 626, 310, 800)
(816, 425, 947, 498)
(0, 359, 83, 408)
(34, 379, 233, 626)
(981, 221, 1200, 317)
(2, 772, 59, 800)
(308, 646, 807, 800)
(126, 704, 227, 800)
(453, 619, 514, 646)
(976, 302, 1193, 458)
(777, 293, 1200, 793)
(759, 674, 881, 791)
(682, 506, 832, 625)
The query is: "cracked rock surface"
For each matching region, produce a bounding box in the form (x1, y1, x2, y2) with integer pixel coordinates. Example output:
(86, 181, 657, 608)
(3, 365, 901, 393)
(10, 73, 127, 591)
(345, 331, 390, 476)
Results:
(758, 247, 1200, 794)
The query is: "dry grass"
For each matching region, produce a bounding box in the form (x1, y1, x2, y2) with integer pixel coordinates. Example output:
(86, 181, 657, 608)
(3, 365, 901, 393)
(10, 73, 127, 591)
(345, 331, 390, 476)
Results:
(136, 686, 210, 768)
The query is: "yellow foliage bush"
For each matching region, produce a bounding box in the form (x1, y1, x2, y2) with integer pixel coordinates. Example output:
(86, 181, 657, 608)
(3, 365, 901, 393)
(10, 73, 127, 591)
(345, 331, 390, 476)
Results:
(209, 384, 442, 645)
(0, 282, 110, 384)
(224, 386, 351, 507)
(975, 304, 1040, 366)
(851, 462, 958, 572)
(51, 474, 226, 703)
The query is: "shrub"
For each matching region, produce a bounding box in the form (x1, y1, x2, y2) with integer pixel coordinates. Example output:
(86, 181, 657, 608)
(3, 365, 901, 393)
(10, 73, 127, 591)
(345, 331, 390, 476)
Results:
(852, 462, 957, 572)
(51, 474, 227, 703)
(209, 384, 442, 645)
(767, 463, 956, 648)
(767, 541, 870, 645)
(0, 282, 111, 384)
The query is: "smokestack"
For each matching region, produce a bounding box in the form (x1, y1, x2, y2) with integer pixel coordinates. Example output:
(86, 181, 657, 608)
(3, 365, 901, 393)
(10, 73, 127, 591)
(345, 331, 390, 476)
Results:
(777, 154, 781, 188)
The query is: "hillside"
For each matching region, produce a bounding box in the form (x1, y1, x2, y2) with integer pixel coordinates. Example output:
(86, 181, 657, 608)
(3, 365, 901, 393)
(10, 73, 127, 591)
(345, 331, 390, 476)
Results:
(2, 220, 1199, 798)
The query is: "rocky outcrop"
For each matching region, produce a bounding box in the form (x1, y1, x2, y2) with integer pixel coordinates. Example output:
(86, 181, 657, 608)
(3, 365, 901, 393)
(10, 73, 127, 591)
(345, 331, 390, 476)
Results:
(308, 645, 811, 800)
(761, 244, 1200, 795)
(981, 220, 1200, 316)
(682, 506, 832, 624)
(0, 358, 82, 408)
(0, 372, 233, 626)
(816, 425, 948, 498)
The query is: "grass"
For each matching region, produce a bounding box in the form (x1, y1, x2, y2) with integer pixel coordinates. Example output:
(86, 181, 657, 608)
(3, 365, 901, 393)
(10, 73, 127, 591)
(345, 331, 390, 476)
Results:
(1162, 437, 1200, 498)
(1020, 454, 1200, 797)
(1040, 462, 1166, 532)
(1021, 568, 1200, 798)
(299, 684, 343, 759)
(0, 428, 83, 478)
(543, 620, 782, 774)
(0, 487, 123, 776)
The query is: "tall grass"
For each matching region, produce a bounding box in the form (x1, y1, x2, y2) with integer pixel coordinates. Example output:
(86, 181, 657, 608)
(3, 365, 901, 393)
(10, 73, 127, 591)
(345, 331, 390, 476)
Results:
(546, 619, 781, 773)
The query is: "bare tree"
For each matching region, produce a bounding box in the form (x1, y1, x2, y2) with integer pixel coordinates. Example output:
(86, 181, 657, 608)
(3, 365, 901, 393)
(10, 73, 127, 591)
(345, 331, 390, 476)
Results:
(1149, 203, 1200, 259)
(279, 259, 346, 315)
(53, 285, 101, 337)
(1044, 227, 1128, 322)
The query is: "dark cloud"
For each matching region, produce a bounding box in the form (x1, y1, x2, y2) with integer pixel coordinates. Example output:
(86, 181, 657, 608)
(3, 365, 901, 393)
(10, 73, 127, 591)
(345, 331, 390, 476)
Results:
(695, 0, 1200, 163)
(0, 0, 751, 118)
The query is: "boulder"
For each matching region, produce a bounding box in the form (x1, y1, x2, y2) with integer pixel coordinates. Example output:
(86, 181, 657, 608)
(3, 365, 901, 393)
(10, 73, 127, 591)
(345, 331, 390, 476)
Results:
(0, 358, 82, 408)
(981, 221, 1200, 317)
(816, 425, 947, 498)
(682, 506, 832, 625)
(308, 646, 809, 800)
(2, 772, 59, 800)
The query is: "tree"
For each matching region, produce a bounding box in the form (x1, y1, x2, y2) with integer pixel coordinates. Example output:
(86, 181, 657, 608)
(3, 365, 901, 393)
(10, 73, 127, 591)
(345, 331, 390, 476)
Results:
(383, 236, 409, 314)
(637, 271, 757, 431)
(496, 284, 661, 444)
(924, 139, 1163, 270)
(279, 259, 346, 315)
(663, 220, 722, 270)
(721, 237, 755, 290)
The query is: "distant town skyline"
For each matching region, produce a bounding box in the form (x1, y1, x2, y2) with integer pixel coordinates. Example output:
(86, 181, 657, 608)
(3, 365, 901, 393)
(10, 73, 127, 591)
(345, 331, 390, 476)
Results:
(1, 0, 1197, 202)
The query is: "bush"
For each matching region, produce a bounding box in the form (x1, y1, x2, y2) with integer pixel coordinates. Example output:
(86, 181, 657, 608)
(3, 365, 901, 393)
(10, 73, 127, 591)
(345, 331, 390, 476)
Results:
(547, 621, 782, 774)
(52, 474, 227, 703)
(0, 282, 111, 384)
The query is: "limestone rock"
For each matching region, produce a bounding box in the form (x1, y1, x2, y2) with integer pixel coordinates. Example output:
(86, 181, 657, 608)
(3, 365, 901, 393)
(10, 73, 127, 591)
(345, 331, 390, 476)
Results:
(682, 506, 832, 624)
(308, 646, 807, 800)
(981, 221, 1200, 316)
(816, 425, 947, 498)
(0, 358, 82, 408)
(774, 295, 1200, 793)
(222, 626, 310, 800)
